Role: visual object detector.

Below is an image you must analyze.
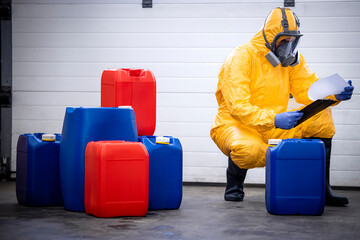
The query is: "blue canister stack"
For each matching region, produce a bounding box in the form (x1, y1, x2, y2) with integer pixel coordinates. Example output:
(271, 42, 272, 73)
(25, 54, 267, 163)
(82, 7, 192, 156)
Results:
(265, 138, 325, 215)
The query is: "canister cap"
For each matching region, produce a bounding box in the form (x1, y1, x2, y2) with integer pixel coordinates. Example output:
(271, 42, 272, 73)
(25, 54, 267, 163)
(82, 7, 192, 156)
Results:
(268, 139, 282, 146)
(156, 136, 170, 145)
(129, 69, 143, 77)
(42, 134, 56, 142)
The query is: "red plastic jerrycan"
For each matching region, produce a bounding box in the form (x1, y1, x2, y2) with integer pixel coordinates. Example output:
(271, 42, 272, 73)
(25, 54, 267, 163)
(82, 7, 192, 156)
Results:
(85, 141, 149, 218)
(101, 68, 156, 136)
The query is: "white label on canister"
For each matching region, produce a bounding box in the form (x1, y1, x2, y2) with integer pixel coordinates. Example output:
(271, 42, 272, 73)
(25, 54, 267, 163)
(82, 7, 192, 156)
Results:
(118, 106, 133, 109)
(268, 139, 282, 146)
(156, 137, 170, 145)
(42, 134, 56, 142)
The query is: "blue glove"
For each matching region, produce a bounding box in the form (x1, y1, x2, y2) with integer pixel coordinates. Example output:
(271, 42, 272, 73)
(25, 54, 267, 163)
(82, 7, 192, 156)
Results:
(335, 80, 354, 101)
(275, 110, 304, 130)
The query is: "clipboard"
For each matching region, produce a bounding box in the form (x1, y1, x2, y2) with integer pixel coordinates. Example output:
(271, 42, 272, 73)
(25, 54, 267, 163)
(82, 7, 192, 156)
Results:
(295, 99, 337, 127)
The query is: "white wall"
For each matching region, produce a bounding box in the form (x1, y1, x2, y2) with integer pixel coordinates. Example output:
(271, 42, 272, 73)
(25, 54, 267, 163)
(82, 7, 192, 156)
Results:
(12, 0, 360, 186)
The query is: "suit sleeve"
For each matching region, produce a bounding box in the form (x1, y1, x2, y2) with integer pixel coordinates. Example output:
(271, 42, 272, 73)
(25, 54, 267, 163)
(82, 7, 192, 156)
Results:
(219, 48, 276, 131)
(289, 54, 319, 105)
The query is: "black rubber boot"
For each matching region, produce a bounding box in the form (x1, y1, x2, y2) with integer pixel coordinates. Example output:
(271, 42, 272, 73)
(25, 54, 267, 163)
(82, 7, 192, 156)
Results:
(224, 157, 248, 201)
(321, 138, 349, 206)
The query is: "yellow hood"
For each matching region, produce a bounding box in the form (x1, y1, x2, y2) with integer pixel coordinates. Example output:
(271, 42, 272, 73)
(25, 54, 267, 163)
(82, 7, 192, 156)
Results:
(250, 8, 300, 54)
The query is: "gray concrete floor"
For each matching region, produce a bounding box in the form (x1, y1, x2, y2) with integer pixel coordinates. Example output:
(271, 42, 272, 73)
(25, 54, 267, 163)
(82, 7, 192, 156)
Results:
(0, 182, 359, 240)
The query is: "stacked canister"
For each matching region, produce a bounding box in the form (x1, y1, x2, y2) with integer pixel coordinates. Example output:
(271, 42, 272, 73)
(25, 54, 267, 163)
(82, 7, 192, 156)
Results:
(16, 68, 183, 218)
(84, 68, 183, 217)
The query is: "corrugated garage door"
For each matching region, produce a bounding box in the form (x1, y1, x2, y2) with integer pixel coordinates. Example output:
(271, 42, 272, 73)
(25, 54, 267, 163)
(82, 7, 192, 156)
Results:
(12, 0, 360, 186)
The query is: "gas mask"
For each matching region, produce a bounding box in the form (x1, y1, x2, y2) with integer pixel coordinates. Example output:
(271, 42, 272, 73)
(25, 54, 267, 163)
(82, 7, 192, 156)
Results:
(274, 36, 300, 67)
(263, 8, 303, 68)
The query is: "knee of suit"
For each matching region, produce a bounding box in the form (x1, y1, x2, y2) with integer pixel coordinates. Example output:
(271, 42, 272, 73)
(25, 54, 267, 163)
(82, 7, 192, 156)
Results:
(229, 139, 268, 169)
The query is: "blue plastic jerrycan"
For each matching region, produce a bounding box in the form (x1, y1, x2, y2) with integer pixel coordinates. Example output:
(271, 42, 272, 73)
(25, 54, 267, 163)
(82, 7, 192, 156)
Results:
(60, 107, 138, 212)
(265, 138, 325, 215)
(16, 133, 63, 206)
(138, 136, 183, 210)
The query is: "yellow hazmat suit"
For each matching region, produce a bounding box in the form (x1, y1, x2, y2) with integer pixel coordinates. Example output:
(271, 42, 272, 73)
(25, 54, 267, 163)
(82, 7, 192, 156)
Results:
(210, 8, 335, 169)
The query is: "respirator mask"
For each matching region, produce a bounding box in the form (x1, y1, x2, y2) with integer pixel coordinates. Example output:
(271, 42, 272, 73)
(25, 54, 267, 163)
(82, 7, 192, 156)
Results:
(263, 8, 303, 67)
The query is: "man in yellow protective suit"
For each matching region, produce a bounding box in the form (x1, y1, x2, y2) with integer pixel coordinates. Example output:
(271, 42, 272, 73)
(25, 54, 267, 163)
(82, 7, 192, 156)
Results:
(210, 8, 354, 206)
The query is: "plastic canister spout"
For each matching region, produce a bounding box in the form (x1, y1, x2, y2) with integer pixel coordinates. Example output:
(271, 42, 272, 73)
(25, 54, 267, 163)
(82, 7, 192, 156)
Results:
(129, 69, 143, 77)
(268, 139, 282, 147)
(42, 134, 56, 142)
(155, 136, 170, 145)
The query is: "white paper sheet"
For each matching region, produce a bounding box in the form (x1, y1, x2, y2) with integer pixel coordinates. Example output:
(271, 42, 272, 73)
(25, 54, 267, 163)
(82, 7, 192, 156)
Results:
(308, 73, 349, 101)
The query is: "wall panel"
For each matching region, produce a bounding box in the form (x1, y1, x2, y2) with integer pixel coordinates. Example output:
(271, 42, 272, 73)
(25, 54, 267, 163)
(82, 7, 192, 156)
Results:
(12, 1, 360, 186)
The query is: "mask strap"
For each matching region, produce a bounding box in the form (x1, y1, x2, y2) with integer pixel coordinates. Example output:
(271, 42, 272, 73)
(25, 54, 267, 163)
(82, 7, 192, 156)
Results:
(262, 28, 271, 50)
(280, 8, 290, 33)
(293, 11, 301, 28)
